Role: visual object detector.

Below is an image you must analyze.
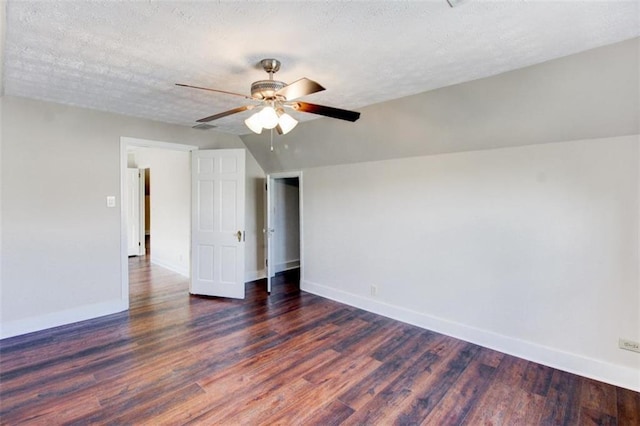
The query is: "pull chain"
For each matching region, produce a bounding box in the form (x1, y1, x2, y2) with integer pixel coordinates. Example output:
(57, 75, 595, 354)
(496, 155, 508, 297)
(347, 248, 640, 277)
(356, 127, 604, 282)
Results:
(270, 128, 274, 152)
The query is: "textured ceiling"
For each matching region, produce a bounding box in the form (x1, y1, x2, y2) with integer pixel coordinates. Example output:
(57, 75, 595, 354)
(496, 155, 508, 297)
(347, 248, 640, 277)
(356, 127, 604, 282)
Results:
(3, 1, 639, 135)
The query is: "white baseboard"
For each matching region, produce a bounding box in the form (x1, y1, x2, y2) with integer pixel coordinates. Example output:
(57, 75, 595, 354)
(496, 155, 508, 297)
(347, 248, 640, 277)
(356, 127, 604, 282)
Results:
(301, 279, 640, 392)
(151, 256, 189, 277)
(246, 268, 266, 282)
(275, 260, 300, 273)
(0, 299, 128, 340)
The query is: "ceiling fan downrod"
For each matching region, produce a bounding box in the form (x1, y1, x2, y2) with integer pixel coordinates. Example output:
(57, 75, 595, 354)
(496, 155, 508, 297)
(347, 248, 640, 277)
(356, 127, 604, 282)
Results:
(260, 58, 281, 79)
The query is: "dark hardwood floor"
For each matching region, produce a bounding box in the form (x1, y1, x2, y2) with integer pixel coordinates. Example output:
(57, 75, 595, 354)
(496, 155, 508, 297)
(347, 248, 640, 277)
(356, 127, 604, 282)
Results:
(1, 256, 638, 425)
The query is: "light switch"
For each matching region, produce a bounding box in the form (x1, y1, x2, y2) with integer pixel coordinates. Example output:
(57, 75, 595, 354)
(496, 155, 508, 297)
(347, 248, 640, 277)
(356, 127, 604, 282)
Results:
(106, 196, 116, 208)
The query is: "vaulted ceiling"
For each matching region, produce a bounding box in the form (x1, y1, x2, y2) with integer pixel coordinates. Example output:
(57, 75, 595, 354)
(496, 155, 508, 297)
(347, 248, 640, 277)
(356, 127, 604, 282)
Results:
(2, 1, 638, 135)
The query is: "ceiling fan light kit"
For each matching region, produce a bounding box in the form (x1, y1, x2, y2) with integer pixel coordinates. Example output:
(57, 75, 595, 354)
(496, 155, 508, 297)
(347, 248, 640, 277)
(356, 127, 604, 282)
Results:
(277, 111, 298, 134)
(177, 58, 360, 138)
(244, 113, 264, 134)
(243, 106, 299, 135)
(258, 105, 280, 129)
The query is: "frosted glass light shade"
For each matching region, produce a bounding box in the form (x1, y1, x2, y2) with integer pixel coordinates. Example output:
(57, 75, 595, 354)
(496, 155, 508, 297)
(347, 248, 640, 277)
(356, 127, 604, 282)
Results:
(278, 113, 298, 135)
(259, 106, 279, 129)
(244, 113, 263, 134)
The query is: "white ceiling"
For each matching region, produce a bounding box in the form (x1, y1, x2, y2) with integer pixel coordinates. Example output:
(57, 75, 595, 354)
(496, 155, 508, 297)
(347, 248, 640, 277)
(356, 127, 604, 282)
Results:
(3, 1, 639, 135)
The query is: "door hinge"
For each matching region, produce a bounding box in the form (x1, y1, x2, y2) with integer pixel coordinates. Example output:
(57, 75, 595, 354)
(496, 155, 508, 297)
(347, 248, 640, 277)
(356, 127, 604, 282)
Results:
(265, 182, 268, 191)
(265, 259, 268, 267)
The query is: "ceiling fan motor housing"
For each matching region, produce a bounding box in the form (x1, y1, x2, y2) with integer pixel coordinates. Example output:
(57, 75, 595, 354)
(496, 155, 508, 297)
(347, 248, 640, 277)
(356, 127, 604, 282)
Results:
(250, 80, 287, 100)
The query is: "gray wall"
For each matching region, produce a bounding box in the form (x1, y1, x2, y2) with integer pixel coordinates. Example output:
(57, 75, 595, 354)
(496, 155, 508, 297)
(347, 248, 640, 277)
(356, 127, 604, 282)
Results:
(272, 178, 300, 273)
(242, 37, 639, 173)
(0, 1, 5, 97)
(0, 95, 264, 337)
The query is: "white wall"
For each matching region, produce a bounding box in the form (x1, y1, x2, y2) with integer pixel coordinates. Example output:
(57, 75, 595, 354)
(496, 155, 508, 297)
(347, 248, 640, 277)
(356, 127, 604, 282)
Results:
(273, 178, 300, 273)
(302, 135, 639, 391)
(240, 36, 640, 391)
(131, 148, 190, 276)
(0, 1, 6, 331)
(245, 152, 266, 281)
(0, 95, 265, 338)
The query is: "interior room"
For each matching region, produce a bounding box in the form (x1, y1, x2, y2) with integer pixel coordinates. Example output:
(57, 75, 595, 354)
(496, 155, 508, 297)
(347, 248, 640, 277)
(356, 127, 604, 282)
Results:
(1, 1, 638, 424)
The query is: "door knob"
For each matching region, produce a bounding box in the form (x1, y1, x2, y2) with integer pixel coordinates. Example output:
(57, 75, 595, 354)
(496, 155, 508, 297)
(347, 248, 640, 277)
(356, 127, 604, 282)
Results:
(235, 230, 242, 242)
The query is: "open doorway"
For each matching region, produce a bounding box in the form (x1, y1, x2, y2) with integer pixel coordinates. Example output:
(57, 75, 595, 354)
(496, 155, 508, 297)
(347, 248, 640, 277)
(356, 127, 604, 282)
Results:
(144, 168, 151, 255)
(120, 137, 198, 306)
(266, 172, 303, 293)
(126, 146, 191, 276)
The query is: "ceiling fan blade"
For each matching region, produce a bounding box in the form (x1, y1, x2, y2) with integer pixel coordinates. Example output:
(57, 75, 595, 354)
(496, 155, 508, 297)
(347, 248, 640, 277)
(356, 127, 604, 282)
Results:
(176, 83, 254, 100)
(275, 78, 325, 101)
(292, 101, 360, 122)
(196, 105, 254, 123)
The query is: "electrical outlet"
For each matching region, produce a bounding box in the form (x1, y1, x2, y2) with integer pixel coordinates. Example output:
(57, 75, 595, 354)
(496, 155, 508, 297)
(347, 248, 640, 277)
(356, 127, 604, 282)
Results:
(619, 338, 640, 353)
(370, 285, 378, 297)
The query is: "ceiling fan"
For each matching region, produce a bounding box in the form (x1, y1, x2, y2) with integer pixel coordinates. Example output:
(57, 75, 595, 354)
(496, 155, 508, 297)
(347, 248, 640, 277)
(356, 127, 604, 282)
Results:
(176, 58, 361, 136)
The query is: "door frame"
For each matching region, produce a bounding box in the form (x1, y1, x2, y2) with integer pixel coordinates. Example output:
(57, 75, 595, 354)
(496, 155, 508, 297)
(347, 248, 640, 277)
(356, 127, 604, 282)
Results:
(119, 137, 199, 307)
(266, 171, 304, 293)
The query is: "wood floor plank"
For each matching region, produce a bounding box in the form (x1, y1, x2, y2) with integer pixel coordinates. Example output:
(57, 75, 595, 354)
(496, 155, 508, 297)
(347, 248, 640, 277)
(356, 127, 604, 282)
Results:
(143, 387, 223, 424)
(93, 350, 200, 407)
(211, 376, 314, 424)
(581, 377, 618, 417)
(522, 361, 555, 397)
(10, 395, 101, 425)
(102, 383, 205, 425)
(337, 332, 442, 410)
(493, 354, 530, 387)
(501, 387, 546, 425)
(303, 399, 356, 426)
(1, 334, 136, 385)
(0, 322, 133, 372)
(418, 359, 496, 425)
(342, 340, 469, 425)
(370, 327, 422, 361)
(461, 382, 517, 425)
(195, 322, 352, 390)
(617, 386, 640, 425)
(578, 406, 618, 426)
(0, 371, 97, 414)
(187, 349, 345, 423)
(475, 345, 506, 369)
(258, 353, 382, 425)
(0, 258, 637, 425)
(539, 369, 583, 425)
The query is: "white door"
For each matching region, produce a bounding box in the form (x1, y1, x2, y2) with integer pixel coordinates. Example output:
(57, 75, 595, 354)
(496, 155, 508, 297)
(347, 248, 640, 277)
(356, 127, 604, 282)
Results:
(126, 168, 143, 256)
(266, 175, 275, 293)
(191, 149, 246, 299)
